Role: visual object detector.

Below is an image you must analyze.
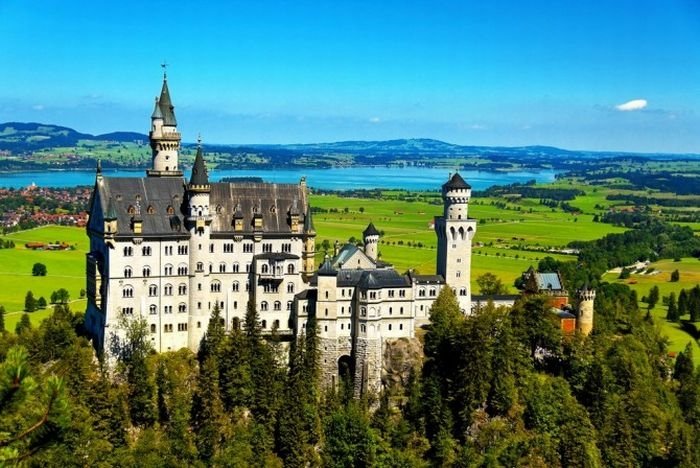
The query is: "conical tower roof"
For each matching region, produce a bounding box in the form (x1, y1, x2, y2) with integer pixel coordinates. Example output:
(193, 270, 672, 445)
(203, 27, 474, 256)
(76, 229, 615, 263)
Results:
(363, 222, 380, 238)
(304, 205, 315, 232)
(158, 77, 177, 126)
(443, 172, 471, 190)
(151, 97, 163, 119)
(189, 144, 209, 187)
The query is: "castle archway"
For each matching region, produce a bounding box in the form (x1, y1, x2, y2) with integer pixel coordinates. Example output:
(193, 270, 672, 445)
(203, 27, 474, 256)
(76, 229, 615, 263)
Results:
(338, 355, 355, 388)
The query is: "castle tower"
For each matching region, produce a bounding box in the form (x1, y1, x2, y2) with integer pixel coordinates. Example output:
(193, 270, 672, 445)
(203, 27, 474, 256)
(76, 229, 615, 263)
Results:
(302, 205, 316, 280)
(186, 141, 212, 350)
(147, 70, 183, 177)
(576, 287, 596, 336)
(435, 173, 477, 313)
(363, 223, 380, 262)
(316, 256, 340, 386)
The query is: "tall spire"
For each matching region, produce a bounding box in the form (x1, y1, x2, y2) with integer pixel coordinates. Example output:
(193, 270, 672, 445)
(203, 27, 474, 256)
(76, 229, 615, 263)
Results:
(158, 69, 177, 126)
(151, 96, 163, 119)
(189, 137, 209, 188)
(304, 205, 315, 233)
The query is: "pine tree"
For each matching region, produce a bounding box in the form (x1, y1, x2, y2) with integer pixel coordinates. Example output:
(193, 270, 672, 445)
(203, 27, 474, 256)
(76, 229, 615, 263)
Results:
(15, 313, 31, 334)
(24, 290, 36, 312)
(666, 292, 678, 322)
(0, 305, 5, 333)
(647, 285, 660, 311)
(678, 289, 689, 318)
(670, 269, 680, 282)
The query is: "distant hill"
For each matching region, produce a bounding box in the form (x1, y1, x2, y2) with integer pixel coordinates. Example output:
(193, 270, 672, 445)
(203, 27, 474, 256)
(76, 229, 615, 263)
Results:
(0, 122, 148, 152)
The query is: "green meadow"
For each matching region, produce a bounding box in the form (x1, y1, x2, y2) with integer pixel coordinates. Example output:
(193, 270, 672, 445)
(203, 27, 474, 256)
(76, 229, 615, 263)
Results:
(309, 192, 626, 293)
(0, 226, 87, 331)
(603, 258, 700, 360)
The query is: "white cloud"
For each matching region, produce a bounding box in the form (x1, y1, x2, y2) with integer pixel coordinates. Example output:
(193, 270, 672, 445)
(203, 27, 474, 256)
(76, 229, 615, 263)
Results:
(369, 117, 381, 123)
(469, 124, 486, 130)
(615, 99, 647, 111)
(32, 104, 44, 111)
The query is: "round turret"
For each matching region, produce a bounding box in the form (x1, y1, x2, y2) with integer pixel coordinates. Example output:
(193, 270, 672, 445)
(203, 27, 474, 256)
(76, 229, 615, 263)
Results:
(576, 287, 596, 336)
(363, 222, 380, 261)
(442, 172, 472, 220)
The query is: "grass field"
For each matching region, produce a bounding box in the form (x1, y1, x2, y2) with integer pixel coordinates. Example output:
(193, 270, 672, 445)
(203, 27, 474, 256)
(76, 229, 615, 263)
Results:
(602, 258, 700, 361)
(310, 192, 625, 293)
(0, 226, 87, 331)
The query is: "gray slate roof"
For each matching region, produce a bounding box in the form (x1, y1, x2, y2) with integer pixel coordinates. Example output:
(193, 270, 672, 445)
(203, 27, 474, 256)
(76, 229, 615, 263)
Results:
(189, 146, 209, 186)
(443, 172, 471, 190)
(209, 181, 309, 234)
(96, 177, 186, 237)
(363, 222, 380, 237)
(158, 78, 177, 126)
(255, 252, 300, 261)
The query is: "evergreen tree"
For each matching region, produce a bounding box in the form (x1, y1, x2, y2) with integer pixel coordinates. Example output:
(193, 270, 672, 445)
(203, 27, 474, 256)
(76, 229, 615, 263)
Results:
(678, 289, 689, 318)
(666, 292, 679, 322)
(0, 305, 5, 333)
(24, 290, 36, 312)
(647, 285, 660, 311)
(37, 296, 47, 309)
(670, 269, 680, 282)
(114, 316, 156, 427)
(15, 313, 31, 334)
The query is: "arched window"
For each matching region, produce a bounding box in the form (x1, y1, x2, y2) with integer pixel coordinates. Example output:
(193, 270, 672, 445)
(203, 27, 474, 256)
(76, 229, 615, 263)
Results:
(273, 319, 280, 329)
(287, 301, 292, 311)
(261, 301, 268, 311)
(142, 246, 151, 256)
(262, 320, 267, 329)
(209, 264, 213, 273)
(178, 283, 187, 295)
(287, 283, 295, 294)
(232, 262, 240, 273)
(361, 307, 367, 316)
(219, 262, 226, 273)
(261, 264, 269, 274)
(211, 281, 221, 293)
(287, 264, 295, 274)
(459, 288, 467, 296)
(167, 205, 175, 215)
(149, 304, 157, 315)
(143, 266, 151, 277)
(124, 267, 132, 278)
(147, 205, 155, 215)
(274, 301, 281, 311)
(123, 246, 133, 256)
(429, 288, 437, 297)
(178, 303, 187, 313)
(122, 286, 133, 298)
(419, 288, 425, 297)
(450, 226, 456, 241)
(164, 264, 173, 275)
(232, 281, 240, 292)
(459, 226, 465, 241)
(196, 262, 204, 272)
(150, 324, 156, 333)
(148, 284, 157, 296)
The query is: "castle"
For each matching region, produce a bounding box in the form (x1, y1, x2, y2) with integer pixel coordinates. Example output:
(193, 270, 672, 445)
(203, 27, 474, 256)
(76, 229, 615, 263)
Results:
(84, 73, 591, 394)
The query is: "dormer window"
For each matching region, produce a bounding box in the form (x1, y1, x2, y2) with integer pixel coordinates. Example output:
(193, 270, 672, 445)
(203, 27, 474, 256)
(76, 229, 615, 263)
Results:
(167, 205, 175, 215)
(128, 205, 136, 215)
(147, 205, 155, 215)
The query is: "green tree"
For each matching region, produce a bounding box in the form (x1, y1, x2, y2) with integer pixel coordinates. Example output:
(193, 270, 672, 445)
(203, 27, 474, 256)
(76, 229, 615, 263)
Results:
(0, 305, 5, 333)
(670, 269, 680, 282)
(37, 296, 47, 309)
(31, 262, 47, 276)
(24, 291, 36, 312)
(476, 272, 507, 296)
(666, 292, 679, 322)
(192, 331, 228, 462)
(647, 285, 660, 311)
(678, 289, 689, 318)
(15, 313, 31, 335)
(113, 316, 156, 427)
(0, 346, 70, 464)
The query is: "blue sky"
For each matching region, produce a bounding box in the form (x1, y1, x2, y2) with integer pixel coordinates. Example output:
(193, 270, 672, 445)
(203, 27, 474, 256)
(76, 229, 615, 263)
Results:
(1, 1, 699, 152)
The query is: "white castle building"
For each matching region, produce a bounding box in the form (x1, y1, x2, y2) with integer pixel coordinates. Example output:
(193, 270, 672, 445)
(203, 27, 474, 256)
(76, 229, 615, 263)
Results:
(85, 74, 477, 393)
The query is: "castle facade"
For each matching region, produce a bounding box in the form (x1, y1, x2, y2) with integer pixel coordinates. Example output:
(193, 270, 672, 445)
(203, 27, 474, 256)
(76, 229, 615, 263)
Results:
(85, 75, 476, 393)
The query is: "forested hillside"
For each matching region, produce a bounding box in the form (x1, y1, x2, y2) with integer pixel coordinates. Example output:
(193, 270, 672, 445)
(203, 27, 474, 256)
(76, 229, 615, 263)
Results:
(1, 279, 698, 466)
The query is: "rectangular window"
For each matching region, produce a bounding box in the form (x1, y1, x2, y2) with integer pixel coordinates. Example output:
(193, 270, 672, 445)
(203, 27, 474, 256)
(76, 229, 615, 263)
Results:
(178, 323, 188, 332)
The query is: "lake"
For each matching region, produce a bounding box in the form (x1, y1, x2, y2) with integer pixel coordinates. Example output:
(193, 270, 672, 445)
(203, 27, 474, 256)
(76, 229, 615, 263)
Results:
(0, 166, 559, 191)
